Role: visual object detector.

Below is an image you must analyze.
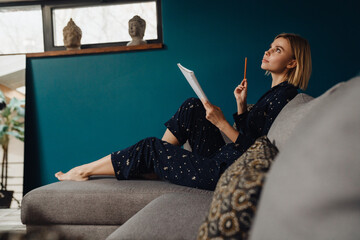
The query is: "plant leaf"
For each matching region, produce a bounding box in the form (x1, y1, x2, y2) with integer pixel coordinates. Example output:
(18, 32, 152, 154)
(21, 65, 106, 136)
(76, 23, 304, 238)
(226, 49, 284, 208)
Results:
(1, 107, 10, 118)
(9, 98, 25, 114)
(6, 131, 24, 141)
(0, 124, 8, 133)
(12, 126, 24, 134)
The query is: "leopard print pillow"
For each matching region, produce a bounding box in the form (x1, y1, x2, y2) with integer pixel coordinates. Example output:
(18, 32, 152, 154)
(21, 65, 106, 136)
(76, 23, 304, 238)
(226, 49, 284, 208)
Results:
(197, 136, 278, 240)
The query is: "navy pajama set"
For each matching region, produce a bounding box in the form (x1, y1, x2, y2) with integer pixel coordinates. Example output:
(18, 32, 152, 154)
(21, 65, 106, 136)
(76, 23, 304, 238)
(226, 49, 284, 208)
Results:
(111, 81, 298, 191)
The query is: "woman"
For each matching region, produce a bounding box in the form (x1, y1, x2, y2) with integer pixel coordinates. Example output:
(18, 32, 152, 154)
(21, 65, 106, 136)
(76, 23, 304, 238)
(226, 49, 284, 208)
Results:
(55, 33, 312, 191)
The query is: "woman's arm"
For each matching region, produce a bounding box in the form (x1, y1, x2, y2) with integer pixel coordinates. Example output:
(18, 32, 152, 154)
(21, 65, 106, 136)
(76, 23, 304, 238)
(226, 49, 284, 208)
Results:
(201, 101, 239, 143)
(217, 120, 240, 143)
(200, 78, 248, 143)
(234, 78, 248, 114)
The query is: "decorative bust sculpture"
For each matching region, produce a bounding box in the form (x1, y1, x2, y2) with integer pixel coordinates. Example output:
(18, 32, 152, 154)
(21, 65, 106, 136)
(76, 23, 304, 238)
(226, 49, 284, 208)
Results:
(63, 18, 82, 50)
(127, 15, 147, 46)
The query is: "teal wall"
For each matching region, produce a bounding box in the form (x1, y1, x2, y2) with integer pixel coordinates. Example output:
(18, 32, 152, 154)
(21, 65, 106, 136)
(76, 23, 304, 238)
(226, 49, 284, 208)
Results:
(24, 0, 360, 192)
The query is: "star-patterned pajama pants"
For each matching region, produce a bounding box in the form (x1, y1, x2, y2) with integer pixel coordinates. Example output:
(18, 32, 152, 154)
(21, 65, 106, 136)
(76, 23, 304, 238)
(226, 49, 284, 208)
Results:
(111, 98, 243, 191)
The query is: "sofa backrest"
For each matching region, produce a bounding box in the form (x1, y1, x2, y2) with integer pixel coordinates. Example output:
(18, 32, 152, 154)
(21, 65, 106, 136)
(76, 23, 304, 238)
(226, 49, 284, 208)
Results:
(267, 93, 314, 150)
(268, 80, 348, 151)
(250, 76, 360, 240)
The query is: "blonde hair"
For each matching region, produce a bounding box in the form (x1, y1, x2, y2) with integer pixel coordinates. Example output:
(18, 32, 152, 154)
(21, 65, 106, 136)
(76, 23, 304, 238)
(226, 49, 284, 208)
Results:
(266, 33, 312, 90)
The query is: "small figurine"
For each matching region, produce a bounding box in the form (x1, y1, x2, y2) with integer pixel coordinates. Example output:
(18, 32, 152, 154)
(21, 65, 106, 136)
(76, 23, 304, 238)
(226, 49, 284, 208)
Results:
(63, 18, 82, 50)
(127, 15, 147, 46)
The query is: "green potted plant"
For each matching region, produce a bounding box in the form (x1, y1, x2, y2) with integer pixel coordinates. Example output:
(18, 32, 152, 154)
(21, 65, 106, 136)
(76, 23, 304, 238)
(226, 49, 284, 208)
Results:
(0, 90, 25, 208)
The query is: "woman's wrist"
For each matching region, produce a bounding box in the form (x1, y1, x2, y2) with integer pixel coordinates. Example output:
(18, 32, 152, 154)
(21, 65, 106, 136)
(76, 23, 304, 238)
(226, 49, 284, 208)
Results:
(217, 119, 230, 132)
(237, 101, 247, 114)
(219, 121, 239, 143)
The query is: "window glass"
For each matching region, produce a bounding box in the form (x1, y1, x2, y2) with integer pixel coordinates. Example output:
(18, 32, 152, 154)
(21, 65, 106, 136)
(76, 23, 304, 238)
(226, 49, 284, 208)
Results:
(0, 5, 44, 54)
(53, 1, 157, 46)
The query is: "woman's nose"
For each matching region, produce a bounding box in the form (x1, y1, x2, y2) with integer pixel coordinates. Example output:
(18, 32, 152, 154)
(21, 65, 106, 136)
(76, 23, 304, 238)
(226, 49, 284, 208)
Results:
(265, 48, 274, 56)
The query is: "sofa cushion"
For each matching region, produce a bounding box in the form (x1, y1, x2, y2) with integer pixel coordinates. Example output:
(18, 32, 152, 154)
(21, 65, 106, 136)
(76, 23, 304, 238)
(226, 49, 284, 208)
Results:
(105, 192, 213, 240)
(268, 81, 350, 151)
(21, 177, 212, 226)
(267, 93, 314, 150)
(250, 76, 360, 240)
(27, 225, 119, 240)
(197, 136, 278, 240)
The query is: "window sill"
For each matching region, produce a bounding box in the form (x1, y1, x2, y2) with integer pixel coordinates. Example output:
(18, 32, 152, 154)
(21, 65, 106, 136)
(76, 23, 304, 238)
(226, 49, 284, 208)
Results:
(26, 43, 163, 58)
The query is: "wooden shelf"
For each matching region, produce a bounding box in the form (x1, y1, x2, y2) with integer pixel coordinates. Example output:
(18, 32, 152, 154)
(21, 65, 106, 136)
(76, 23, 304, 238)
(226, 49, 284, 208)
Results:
(26, 43, 163, 58)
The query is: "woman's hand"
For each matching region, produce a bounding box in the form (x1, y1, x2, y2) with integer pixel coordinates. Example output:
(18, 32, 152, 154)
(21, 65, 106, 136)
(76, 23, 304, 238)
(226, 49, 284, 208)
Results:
(201, 100, 227, 130)
(234, 78, 248, 114)
(201, 99, 240, 143)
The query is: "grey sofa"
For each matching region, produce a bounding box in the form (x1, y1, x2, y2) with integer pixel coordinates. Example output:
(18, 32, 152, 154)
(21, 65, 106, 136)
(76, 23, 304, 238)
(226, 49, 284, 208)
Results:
(21, 76, 360, 240)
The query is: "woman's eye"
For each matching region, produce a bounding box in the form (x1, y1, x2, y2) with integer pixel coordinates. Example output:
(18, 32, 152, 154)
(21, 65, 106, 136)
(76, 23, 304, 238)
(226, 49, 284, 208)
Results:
(276, 48, 281, 53)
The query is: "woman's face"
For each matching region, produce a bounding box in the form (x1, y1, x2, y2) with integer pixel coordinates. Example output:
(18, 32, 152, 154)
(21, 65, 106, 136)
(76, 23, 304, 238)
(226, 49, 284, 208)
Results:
(261, 37, 296, 74)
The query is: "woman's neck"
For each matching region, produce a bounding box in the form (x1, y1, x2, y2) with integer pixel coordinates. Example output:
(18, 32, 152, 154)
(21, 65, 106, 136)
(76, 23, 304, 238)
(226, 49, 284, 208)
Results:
(271, 72, 287, 88)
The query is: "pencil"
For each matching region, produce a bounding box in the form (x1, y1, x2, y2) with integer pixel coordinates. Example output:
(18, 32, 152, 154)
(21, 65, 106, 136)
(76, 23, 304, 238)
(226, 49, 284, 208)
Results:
(244, 57, 247, 79)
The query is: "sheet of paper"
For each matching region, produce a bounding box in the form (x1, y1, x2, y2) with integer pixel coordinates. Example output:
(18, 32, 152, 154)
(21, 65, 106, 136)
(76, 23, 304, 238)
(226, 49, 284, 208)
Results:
(177, 63, 208, 101)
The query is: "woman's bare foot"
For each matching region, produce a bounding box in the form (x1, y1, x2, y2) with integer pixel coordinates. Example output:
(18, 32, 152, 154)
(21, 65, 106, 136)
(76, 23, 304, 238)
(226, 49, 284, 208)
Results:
(55, 155, 115, 181)
(55, 166, 90, 181)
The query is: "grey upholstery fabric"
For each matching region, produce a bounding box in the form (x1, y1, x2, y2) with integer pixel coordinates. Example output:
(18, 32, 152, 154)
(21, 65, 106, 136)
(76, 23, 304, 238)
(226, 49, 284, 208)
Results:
(106, 192, 213, 240)
(267, 93, 314, 150)
(27, 225, 119, 240)
(250, 77, 360, 240)
(21, 177, 212, 225)
(268, 81, 347, 151)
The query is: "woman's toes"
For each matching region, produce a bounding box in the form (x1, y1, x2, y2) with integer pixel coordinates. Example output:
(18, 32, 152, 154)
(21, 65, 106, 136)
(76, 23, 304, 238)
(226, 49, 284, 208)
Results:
(55, 171, 65, 180)
(55, 168, 89, 181)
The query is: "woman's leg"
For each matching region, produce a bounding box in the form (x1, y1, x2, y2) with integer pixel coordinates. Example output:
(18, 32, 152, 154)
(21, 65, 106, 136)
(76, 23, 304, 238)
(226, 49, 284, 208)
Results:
(55, 127, 183, 182)
(164, 98, 225, 157)
(112, 137, 220, 190)
(55, 135, 221, 190)
(56, 98, 223, 183)
(55, 154, 114, 181)
(162, 129, 181, 146)
(55, 153, 159, 181)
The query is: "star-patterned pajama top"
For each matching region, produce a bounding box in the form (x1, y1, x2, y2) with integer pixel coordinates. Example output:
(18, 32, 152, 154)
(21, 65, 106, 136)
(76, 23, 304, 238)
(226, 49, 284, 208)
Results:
(111, 81, 298, 190)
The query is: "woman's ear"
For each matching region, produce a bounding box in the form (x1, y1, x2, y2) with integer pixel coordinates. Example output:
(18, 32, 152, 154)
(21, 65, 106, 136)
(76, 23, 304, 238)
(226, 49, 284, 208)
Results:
(287, 59, 297, 69)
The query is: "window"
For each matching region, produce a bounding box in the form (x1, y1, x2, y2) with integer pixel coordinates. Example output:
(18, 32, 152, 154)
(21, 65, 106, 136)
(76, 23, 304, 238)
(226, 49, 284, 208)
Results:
(0, 0, 163, 55)
(52, 2, 158, 47)
(0, 5, 44, 54)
